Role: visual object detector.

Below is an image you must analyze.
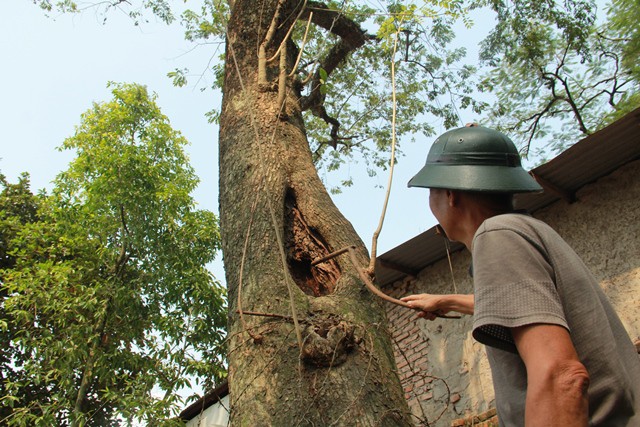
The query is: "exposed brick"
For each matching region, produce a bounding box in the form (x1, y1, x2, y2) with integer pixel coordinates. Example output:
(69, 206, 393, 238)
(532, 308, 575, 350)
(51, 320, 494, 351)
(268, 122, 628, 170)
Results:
(413, 341, 429, 353)
(451, 408, 499, 427)
(408, 352, 422, 363)
(420, 392, 433, 401)
(483, 408, 497, 418)
(395, 331, 410, 342)
(405, 333, 421, 345)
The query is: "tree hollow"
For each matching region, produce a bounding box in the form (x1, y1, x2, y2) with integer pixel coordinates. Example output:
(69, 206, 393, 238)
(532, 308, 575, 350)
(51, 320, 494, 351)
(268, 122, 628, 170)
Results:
(284, 188, 340, 296)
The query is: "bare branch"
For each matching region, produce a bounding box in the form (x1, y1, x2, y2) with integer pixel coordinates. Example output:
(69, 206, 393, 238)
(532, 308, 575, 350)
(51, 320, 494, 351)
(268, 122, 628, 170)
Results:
(297, 2, 376, 145)
(258, 0, 287, 86)
(288, 11, 314, 77)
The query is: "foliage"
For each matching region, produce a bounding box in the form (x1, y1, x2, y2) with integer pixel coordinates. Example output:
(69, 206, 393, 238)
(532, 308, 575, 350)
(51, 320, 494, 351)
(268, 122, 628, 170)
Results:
(30, 0, 640, 168)
(178, 0, 486, 189)
(476, 0, 640, 158)
(0, 174, 49, 424)
(599, 0, 640, 123)
(32, 0, 174, 25)
(0, 83, 226, 426)
(300, 2, 486, 190)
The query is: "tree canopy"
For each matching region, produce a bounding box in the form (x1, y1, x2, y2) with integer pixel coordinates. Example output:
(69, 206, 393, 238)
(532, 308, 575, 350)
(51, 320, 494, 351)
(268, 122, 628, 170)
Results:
(0, 83, 226, 426)
(29, 0, 639, 166)
(478, 0, 640, 158)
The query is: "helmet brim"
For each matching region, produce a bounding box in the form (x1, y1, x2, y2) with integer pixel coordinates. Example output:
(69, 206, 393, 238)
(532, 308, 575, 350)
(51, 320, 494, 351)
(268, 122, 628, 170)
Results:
(408, 163, 543, 193)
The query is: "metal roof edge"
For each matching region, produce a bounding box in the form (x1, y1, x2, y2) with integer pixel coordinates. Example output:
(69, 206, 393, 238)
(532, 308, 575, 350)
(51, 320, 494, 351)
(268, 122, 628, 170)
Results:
(179, 379, 230, 421)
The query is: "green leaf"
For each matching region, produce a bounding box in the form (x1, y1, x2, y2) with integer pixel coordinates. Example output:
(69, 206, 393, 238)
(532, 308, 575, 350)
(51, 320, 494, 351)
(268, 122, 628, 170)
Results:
(167, 68, 188, 88)
(319, 67, 328, 83)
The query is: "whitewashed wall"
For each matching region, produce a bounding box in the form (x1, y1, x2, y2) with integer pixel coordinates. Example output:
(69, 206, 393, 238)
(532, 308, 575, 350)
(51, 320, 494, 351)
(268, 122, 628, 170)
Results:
(184, 395, 230, 427)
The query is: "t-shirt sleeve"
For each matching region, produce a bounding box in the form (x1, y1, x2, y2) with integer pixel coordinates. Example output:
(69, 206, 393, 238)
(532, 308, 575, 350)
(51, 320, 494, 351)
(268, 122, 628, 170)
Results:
(472, 227, 569, 353)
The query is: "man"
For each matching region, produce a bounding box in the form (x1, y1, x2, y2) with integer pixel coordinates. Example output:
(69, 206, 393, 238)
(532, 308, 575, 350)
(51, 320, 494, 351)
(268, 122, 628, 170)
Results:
(400, 125, 640, 426)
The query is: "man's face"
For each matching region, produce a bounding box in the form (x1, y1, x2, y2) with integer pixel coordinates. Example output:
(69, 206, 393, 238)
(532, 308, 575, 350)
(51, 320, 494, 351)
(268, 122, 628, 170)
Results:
(429, 188, 450, 231)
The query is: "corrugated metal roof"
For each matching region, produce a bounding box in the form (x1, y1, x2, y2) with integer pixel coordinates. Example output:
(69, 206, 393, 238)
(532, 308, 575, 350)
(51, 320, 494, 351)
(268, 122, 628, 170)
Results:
(375, 108, 640, 287)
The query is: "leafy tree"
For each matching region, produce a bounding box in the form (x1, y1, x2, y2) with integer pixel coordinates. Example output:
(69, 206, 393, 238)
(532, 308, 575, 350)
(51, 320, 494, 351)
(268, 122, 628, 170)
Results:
(0, 173, 39, 271)
(0, 173, 49, 424)
(177, 0, 485, 189)
(0, 83, 226, 426)
(600, 0, 640, 121)
(477, 0, 640, 157)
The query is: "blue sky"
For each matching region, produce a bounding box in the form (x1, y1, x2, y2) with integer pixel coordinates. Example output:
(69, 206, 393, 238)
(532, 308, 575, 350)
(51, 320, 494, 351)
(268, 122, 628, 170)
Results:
(1, 1, 447, 282)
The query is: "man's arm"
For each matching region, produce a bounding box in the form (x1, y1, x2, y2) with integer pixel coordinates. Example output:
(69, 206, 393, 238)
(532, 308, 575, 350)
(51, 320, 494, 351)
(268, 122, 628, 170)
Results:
(511, 323, 590, 427)
(401, 294, 474, 320)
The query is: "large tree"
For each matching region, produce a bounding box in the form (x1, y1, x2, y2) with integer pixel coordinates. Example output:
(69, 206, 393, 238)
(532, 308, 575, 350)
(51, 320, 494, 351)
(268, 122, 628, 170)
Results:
(218, 4, 405, 425)
(0, 83, 226, 426)
(214, 2, 485, 424)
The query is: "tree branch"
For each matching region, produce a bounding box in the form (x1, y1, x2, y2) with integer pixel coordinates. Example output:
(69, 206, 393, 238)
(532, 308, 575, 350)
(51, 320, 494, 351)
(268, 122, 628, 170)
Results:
(298, 2, 376, 146)
(258, 0, 287, 87)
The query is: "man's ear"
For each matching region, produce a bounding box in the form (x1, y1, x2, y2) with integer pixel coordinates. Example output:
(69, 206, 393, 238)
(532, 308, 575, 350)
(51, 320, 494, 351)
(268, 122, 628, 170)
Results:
(446, 190, 459, 207)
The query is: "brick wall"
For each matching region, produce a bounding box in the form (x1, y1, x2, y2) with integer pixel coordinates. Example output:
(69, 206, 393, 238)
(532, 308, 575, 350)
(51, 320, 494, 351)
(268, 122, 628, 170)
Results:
(451, 408, 498, 426)
(385, 260, 494, 426)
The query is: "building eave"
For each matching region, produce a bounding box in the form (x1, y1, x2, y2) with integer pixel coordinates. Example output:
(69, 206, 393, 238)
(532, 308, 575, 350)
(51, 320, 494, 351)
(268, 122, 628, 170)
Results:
(179, 379, 230, 421)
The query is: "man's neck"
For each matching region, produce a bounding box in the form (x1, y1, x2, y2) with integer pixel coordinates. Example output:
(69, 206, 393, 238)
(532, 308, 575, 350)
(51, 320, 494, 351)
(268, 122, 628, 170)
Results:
(460, 207, 510, 251)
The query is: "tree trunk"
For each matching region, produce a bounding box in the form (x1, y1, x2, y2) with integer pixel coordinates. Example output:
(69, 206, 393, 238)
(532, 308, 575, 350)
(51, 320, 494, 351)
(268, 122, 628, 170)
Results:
(219, 0, 412, 425)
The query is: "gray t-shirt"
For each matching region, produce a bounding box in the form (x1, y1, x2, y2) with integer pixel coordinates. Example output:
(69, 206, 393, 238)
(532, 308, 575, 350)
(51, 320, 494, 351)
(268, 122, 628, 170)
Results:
(471, 214, 640, 426)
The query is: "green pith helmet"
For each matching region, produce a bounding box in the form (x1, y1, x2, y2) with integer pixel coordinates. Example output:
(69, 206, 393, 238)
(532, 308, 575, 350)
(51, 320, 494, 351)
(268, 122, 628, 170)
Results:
(408, 125, 542, 193)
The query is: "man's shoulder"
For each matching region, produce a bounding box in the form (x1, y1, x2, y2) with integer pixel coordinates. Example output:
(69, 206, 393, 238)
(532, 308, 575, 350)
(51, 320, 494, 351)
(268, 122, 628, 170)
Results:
(474, 213, 559, 252)
(479, 212, 545, 235)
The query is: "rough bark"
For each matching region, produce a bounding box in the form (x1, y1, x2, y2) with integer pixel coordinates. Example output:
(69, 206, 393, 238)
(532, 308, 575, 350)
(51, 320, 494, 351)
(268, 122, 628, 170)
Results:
(218, 0, 413, 425)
